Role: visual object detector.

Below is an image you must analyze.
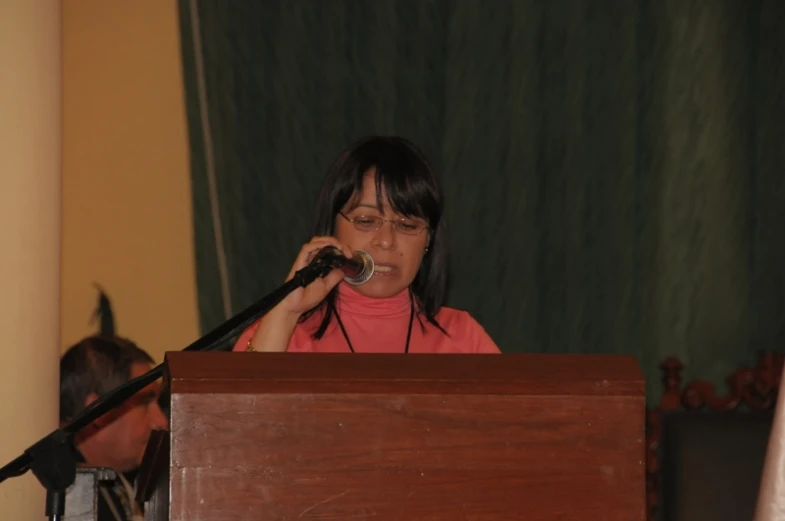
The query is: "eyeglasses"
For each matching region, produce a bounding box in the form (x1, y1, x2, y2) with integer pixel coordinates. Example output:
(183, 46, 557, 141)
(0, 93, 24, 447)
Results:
(339, 212, 428, 236)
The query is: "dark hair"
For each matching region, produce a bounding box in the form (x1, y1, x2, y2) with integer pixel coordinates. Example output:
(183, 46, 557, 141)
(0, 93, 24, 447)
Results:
(60, 335, 154, 423)
(305, 135, 449, 337)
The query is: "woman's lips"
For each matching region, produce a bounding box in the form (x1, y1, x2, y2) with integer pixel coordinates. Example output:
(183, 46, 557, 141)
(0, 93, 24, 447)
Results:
(373, 263, 398, 277)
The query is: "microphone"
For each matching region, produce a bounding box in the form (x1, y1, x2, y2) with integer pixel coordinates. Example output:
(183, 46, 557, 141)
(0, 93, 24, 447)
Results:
(311, 246, 375, 285)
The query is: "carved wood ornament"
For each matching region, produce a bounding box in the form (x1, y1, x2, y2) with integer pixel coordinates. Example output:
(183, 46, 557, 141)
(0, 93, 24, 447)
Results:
(645, 352, 784, 521)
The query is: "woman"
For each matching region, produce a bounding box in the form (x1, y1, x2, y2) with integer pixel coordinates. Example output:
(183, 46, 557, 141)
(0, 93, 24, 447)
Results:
(233, 136, 500, 354)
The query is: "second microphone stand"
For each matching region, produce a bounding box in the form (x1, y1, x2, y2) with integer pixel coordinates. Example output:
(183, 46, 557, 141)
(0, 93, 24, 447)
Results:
(0, 248, 346, 520)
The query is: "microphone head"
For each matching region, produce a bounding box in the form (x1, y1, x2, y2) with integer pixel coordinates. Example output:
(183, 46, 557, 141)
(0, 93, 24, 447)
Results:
(344, 249, 374, 285)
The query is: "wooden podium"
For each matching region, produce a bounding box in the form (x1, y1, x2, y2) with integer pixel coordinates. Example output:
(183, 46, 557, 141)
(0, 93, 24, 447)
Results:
(137, 352, 645, 520)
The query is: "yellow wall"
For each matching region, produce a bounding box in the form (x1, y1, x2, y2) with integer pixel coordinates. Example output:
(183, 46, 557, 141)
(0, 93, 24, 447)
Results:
(0, 2, 62, 517)
(62, 0, 199, 363)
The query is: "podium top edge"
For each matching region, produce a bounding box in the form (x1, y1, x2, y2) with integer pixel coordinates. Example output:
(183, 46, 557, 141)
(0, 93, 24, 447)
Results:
(163, 352, 644, 397)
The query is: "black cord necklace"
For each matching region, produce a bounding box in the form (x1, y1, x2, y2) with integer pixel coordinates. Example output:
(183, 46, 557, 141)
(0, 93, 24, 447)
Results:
(333, 291, 416, 353)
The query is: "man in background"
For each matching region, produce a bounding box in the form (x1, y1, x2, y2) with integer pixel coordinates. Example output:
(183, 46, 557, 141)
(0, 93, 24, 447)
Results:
(60, 335, 167, 521)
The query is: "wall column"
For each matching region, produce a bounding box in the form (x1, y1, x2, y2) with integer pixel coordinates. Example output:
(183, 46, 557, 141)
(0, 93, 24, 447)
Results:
(0, 1, 62, 517)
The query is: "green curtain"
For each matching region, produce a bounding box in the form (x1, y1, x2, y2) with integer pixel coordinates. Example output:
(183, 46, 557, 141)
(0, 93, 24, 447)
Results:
(178, 0, 785, 402)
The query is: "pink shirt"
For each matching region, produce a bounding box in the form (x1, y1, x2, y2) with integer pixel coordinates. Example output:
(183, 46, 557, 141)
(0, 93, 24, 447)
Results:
(232, 283, 501, 354)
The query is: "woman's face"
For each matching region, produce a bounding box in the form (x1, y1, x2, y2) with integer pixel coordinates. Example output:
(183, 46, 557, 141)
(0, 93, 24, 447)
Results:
(335, 169, 429, 299)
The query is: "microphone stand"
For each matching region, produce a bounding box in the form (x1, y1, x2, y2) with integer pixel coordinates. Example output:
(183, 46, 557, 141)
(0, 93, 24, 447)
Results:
(0, 251, 343, 520)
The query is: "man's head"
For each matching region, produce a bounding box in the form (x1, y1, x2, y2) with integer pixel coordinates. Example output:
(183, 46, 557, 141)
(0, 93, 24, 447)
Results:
(60, 335, 167, 473)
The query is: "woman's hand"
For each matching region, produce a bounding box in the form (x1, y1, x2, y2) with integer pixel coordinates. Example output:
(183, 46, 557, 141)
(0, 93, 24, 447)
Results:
(245, 236, 352, 353)
(278, 236, 354, 316)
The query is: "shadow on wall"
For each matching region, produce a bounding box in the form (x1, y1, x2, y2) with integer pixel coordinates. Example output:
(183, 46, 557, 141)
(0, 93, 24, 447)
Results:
(90, 284, 116, 336)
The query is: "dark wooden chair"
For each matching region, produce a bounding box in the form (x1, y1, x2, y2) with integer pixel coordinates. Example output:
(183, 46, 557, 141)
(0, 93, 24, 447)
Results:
(646, 352, 784, 521)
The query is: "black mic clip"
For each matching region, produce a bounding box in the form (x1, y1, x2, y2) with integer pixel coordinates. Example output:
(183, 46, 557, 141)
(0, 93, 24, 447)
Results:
(291, 247, 345, 288)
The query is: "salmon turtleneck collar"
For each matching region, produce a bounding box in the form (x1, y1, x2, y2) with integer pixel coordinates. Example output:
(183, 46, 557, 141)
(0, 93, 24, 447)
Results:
(334, 282, 412, 318)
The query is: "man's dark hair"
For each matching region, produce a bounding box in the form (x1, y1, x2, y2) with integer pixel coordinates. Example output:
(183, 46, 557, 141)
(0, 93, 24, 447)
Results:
(60, 335, 154, 423)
